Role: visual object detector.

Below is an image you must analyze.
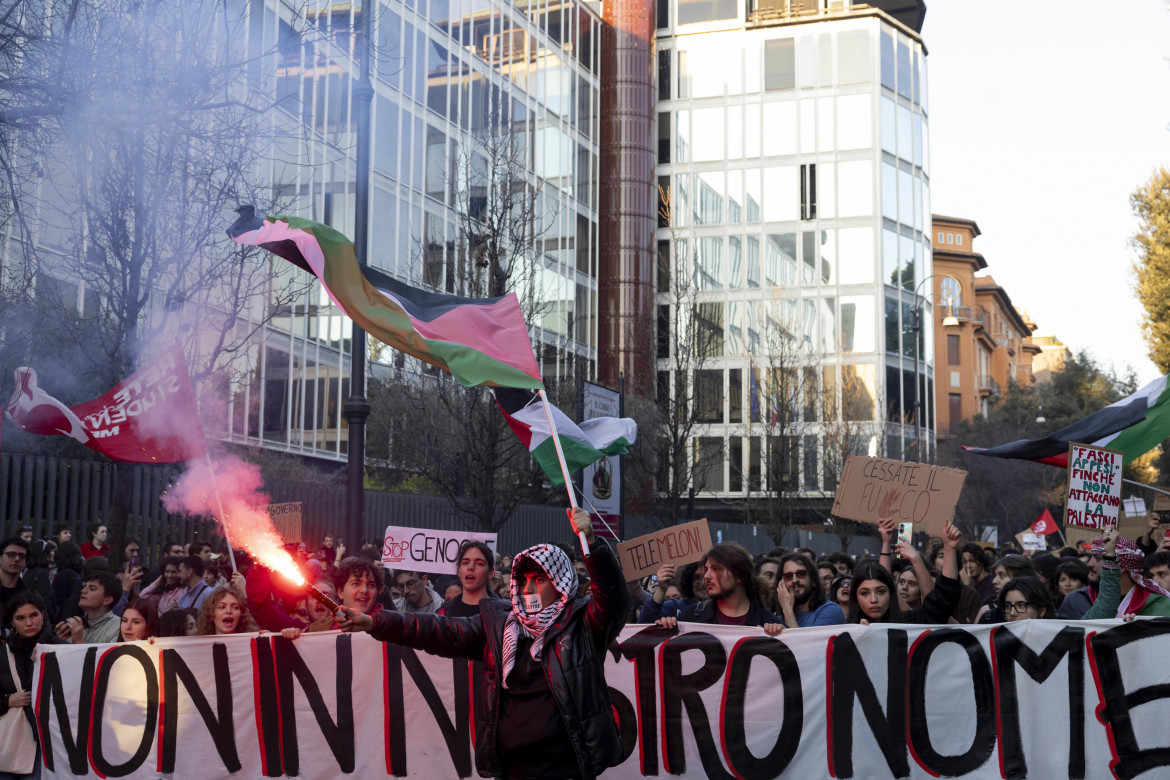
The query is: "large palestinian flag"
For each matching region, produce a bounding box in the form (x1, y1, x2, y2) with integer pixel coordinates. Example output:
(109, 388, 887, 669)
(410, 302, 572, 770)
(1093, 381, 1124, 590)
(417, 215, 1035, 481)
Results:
(964, 374, 1170, 467)
(494, 388, 636, 487)
(228, 209, 542, 389)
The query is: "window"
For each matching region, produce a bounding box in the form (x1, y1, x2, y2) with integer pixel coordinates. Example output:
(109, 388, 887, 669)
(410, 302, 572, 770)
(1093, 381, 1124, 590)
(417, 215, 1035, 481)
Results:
(658, 49, 671, 100)
(946, 233, 953, 244)
(694, 370, 724, 423)
(947, 334, 960, 365)
(658, 111, 670, 163)
(657, 0, 669, 29)
(800, 163, 816, 220)
(677, 0, 736, 26)
(949, 393, 962, 424)
(940, 275, 961, 307)
(657, 305, 670, 358)
(764, 39, 796, 91)
(956, 234, 963, 246)
(937, 231, 944, 243)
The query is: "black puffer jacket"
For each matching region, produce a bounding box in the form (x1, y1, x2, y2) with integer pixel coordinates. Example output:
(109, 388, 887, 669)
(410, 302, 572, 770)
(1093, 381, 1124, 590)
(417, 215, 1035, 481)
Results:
(369, 542, 630, 779)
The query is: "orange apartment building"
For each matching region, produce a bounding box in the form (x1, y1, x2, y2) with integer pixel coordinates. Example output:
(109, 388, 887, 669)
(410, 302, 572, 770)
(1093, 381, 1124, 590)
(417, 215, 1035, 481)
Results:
(931, 215, 1040, 437)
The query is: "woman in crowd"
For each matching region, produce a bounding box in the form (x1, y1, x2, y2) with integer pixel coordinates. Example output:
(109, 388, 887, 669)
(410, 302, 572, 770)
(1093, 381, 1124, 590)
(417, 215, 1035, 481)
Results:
(158, 608, 198, 637)
(830, 575, 852, 611)
(998, 577, 1055, 622)
(118, 598, 160, 642)
(848, 520, 961, 625)
(977, 554, 1035, 623)
(639, 560, 708, 622)
(196, 585, 259, 635)
(1, 592, 65, 778)
(1054, 559, 1090, 602)
(80, 523, 110, 560)
(896, 563, 924, 610)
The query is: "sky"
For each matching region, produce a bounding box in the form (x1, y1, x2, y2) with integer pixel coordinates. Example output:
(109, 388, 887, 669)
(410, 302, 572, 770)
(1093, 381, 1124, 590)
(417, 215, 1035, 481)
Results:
(921, 0, 1170, 387)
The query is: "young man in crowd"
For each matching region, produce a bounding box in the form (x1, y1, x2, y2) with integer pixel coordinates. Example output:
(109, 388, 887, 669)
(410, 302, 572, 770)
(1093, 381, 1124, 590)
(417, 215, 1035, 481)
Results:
(55, 571, 122, 643)
(827, 551, 854, 576)
(437, 541, 497, 617)
(655, 542, 783, 633)
(774, 553, 845, 627)
(1147, 550, 1170, 592)
(0, 537, 54, 623)
(394, 569, 443, 613)
(340, 508, 629, 780)
(162, 541, 185, 559)
(176, 555, 212, 610)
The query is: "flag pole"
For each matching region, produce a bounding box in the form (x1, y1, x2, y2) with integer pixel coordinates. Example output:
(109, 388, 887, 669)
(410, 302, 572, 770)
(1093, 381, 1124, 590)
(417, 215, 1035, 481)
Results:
(204, 454, 238, 573)
(538, 388, 590, 557)
(572, 482, 620, 540)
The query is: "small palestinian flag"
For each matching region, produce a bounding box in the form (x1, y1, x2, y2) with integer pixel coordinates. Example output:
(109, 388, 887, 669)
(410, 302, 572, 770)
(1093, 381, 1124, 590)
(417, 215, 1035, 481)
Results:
(228, 209, 542, 389)
(494, 388, 636, 487)
(964, 374, 1170, 467)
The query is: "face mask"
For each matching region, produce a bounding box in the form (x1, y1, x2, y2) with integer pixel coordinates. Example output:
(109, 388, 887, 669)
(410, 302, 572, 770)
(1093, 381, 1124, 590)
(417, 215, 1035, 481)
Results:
(523, 593, 543, 614)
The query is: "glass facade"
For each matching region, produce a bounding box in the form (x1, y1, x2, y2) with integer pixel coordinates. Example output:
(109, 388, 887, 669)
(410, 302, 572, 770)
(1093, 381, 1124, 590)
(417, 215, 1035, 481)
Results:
(225, 0, 602, 460)
(656, 9, 932, 499)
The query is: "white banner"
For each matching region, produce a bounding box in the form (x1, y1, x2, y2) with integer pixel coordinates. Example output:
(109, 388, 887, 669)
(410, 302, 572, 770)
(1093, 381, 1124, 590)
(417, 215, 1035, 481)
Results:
(32, 619, 1169, 778)
(380, 526, 497, 575)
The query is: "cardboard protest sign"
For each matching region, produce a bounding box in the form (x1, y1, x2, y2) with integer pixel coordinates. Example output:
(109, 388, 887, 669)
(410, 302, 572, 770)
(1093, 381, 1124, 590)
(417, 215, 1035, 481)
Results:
(381, 526, 497, 576)
(1155, 492, 1170, 513)
(33, 620, 1155, 779)
(617, 518, 712, 580)
(1118, 496, 1153, 540)
(1014, 531, 1046, 552)
(1064, 443, 1122, 536)
(252, 501, 302, 543)
(829, 456, 967, 536)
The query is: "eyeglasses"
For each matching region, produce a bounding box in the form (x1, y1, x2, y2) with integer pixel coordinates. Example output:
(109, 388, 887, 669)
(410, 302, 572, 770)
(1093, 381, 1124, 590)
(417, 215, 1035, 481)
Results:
(782, 571, 809, 582)
(400, 579, 419, 589)
(2, 551, 27, 560)
(1003, 601, 1033, 615)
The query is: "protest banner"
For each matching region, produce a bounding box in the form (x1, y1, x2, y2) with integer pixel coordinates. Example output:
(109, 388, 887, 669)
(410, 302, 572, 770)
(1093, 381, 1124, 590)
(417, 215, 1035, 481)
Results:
(1015, 530, 1046, 551)
(582, 381, 622, 540)
(1064, 442, 1123, 545)
(616, 518, 712, 580)
(250, 501, 302, 543)
(830, 456, 967, 536)
(33, 619, 1167, 779)
(381, 526, 497, 575)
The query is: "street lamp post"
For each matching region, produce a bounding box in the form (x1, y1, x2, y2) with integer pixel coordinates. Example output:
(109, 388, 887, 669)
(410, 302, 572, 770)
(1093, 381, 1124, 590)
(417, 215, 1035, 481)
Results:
(344, 3, 374, 551)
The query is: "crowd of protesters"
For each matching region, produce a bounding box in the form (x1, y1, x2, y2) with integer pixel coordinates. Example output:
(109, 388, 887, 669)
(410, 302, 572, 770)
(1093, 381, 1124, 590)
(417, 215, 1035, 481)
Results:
(2, 511, 1170, 777)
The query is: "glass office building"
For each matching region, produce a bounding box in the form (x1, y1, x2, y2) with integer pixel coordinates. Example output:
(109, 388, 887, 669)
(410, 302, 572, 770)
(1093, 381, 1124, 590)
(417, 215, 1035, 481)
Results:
(655, 1, 932, 506)
(223, 0, 603, 460)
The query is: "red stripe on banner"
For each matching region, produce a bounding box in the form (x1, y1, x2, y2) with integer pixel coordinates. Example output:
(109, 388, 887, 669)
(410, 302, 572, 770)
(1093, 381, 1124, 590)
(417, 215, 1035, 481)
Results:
(905, 630, 940, 779)
(825, 635, 836, 778)
(34, 651, 48, 763)
(719, 637, 750, 780)
(1085, 631, 1122, 777)
(250, 639, 268, 778)
(989, 627, 1006, 780)
(392, 293, 541, 382)
(384, 644, 392, 774)
(156, 651, 166, 774)
(467, 661, 476, 752)
(658, 639, 671, 775)
(88, 647, 114, 780)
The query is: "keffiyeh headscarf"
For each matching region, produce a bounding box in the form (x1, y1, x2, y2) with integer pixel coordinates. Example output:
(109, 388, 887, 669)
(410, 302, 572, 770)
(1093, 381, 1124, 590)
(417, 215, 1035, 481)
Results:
(1092, 533, 1170, 617)
(501, 544, 579, 688)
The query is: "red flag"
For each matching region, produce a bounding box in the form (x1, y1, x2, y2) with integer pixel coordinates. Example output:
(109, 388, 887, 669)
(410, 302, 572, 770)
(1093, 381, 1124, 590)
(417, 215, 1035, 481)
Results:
(5, 345, 207, 463)
(1031, 509, 1058, 536)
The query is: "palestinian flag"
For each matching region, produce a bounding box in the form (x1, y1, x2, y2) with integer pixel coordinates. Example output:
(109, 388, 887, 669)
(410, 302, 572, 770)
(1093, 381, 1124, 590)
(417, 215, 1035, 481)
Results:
(494, 388, 636, 487)
(964, 374, 1170, 467)
(228, 209, 542, 389)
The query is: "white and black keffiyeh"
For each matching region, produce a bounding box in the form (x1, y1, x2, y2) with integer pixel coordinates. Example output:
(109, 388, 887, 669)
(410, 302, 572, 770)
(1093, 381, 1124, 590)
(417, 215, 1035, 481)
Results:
(501, 543, 579, 688)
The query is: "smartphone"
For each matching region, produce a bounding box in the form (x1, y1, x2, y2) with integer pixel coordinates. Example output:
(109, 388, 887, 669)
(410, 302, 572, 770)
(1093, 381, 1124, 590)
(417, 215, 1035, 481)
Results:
(127, 555, 141, 568)
(897, 522, 913, 546)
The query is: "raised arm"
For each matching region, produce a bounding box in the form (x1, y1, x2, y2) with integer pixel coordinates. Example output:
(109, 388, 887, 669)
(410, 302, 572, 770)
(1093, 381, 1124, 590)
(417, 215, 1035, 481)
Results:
(573, 508, 630, 645)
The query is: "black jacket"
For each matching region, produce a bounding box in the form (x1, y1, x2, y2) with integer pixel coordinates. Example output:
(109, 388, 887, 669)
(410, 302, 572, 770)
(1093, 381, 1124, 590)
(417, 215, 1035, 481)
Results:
(676, 598, 781, 626)
(369, 542, 630, 779)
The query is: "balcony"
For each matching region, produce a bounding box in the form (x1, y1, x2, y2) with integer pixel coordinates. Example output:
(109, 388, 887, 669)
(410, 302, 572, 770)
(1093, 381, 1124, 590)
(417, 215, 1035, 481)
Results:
(977, 374, 1001, 399)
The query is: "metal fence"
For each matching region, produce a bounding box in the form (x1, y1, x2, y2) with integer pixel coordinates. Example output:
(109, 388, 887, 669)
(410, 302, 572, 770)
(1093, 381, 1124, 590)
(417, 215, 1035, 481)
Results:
(1, 453, 877, 560)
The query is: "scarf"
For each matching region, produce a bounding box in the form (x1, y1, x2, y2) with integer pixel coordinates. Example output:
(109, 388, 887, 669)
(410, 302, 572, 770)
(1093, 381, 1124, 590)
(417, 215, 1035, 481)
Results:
(500, 544, 578, 689)
(1092, 534, 1170, 617)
